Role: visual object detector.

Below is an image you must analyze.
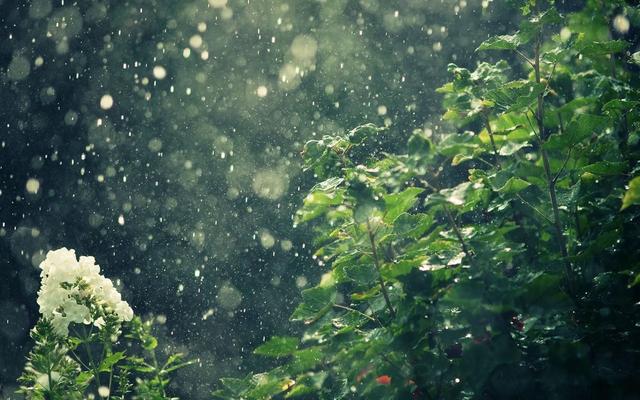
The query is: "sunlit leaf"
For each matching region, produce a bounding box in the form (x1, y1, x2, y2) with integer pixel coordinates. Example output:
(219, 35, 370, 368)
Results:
(621, 177, 640, 210)
(383, 187, 424, 223)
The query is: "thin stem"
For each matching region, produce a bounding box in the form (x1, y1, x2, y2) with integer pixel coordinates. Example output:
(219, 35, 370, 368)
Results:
(443, 204, 471, 259)
(418, 177, 471, 259)
(515, 193, 554, 224)
(484, 112, 500, 162)
(46, 346, 53, 395)
(69, 349, 92, 371)
(533, 14, 574, 294)
(366, 219, 396, 319)
(105, 341, 113, 400)
(525, 112, 541, 141)
(553, 146, 573, 183)
(77, 326, 102, 388)
(515, 49, 535, 67)
(107, 369, 113, 400)
(150, 347, 166, 396)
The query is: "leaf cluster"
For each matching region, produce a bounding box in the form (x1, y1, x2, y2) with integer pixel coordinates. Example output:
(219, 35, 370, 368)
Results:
(213, 1, 640, 399)
(18, 315, 193, 400)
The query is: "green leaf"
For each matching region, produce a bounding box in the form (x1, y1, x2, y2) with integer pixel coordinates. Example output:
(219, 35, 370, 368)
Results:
(440, 182, 472, 206)
(254, 337, 299, 357)
(142, 335, 158, 351)
(344, 262, 377, 285)
(577, 38, 629, 56)
(99, 352, 126, 372)
(544, 114, 609, 150)
(290, 286, 337, 323)
(621, 176, 640, 210)
(76, 371, 94, 386)
(383, 187, 424, 223)
(381, 257, 425, 279)
(603, 99, 639, 115)
(494, 177, 531, 194)
(296, 188, 345, 223)
(288, 348, 323, 373)
(407, 129, 433, 156)
(247, 374, 289, 399)
(393, 213, 435, 239)
(580, 161, 626, 176)
(347, 123, 385, 144)
(218, 376, 252, 397)
(499, 141, 530, 156)
(518, 273, 571, 310)
(485, 80, 545, 113)
(477, 34, 523, 51)
(632, 51, 640, 66)
(285, 384, 315, 398)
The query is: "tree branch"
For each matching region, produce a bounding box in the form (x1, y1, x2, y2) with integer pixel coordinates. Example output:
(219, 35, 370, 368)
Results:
(366, 219, 396, 319)
(533, 13, 574, 294)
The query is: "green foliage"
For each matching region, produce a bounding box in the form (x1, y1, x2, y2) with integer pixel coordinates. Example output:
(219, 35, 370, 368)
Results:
(214, 1, 640, 399)
(18, 316, 192, 400)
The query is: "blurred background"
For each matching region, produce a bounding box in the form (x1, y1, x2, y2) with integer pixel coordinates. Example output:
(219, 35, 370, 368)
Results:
(0, 0, 523, 397)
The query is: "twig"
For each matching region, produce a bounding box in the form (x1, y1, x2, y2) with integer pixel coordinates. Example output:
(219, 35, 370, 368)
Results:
(418, 177, 471, 259)
(484, 112, 500, 162)
(515, 193, 554, 224)
(515, 49, 535, 67)
(553, 146, 573, 183)
(366, 219, 397, 319)
(442, 204, 471, 259)
(533, 13, 574, 294)
(525, 112, 541, 141)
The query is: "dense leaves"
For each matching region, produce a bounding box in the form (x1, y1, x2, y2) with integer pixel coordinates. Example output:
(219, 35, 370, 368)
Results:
(18, 316, 192, 400)
(214, 1, 640, 399)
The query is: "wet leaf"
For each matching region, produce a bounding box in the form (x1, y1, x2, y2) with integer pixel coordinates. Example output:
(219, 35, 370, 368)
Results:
(254, 337, 299, 357)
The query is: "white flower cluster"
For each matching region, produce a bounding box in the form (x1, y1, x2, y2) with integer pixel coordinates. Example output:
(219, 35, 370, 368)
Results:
(37, 248, 134, 336)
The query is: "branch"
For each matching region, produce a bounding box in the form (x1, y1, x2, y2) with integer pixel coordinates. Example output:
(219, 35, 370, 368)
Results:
(484, 112, 500, 162)
(553, 146, 573, 184)
(366, 219, 397, 319)
(442, 204, 472, 259)
(515, 49, 535, 67)
(533, 15, 574, 295)
(525, 112, 541, 141)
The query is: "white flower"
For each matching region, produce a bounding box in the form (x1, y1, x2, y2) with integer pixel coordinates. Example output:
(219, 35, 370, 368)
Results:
(37, 248, 134, 336)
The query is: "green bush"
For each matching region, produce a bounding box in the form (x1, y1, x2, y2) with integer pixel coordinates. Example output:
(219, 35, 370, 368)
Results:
(213, 1, 640, 399)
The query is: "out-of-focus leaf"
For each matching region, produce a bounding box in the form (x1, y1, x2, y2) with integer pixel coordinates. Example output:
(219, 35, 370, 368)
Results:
(577, 38, 629, 56)
(381, 257, 426, 279)
(499, 141, 531, 156)
(621, 176, 640, 210)
(441, 182, 472, 206)
(477, 34, 523, 51)
(580, 161, 626, 176)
